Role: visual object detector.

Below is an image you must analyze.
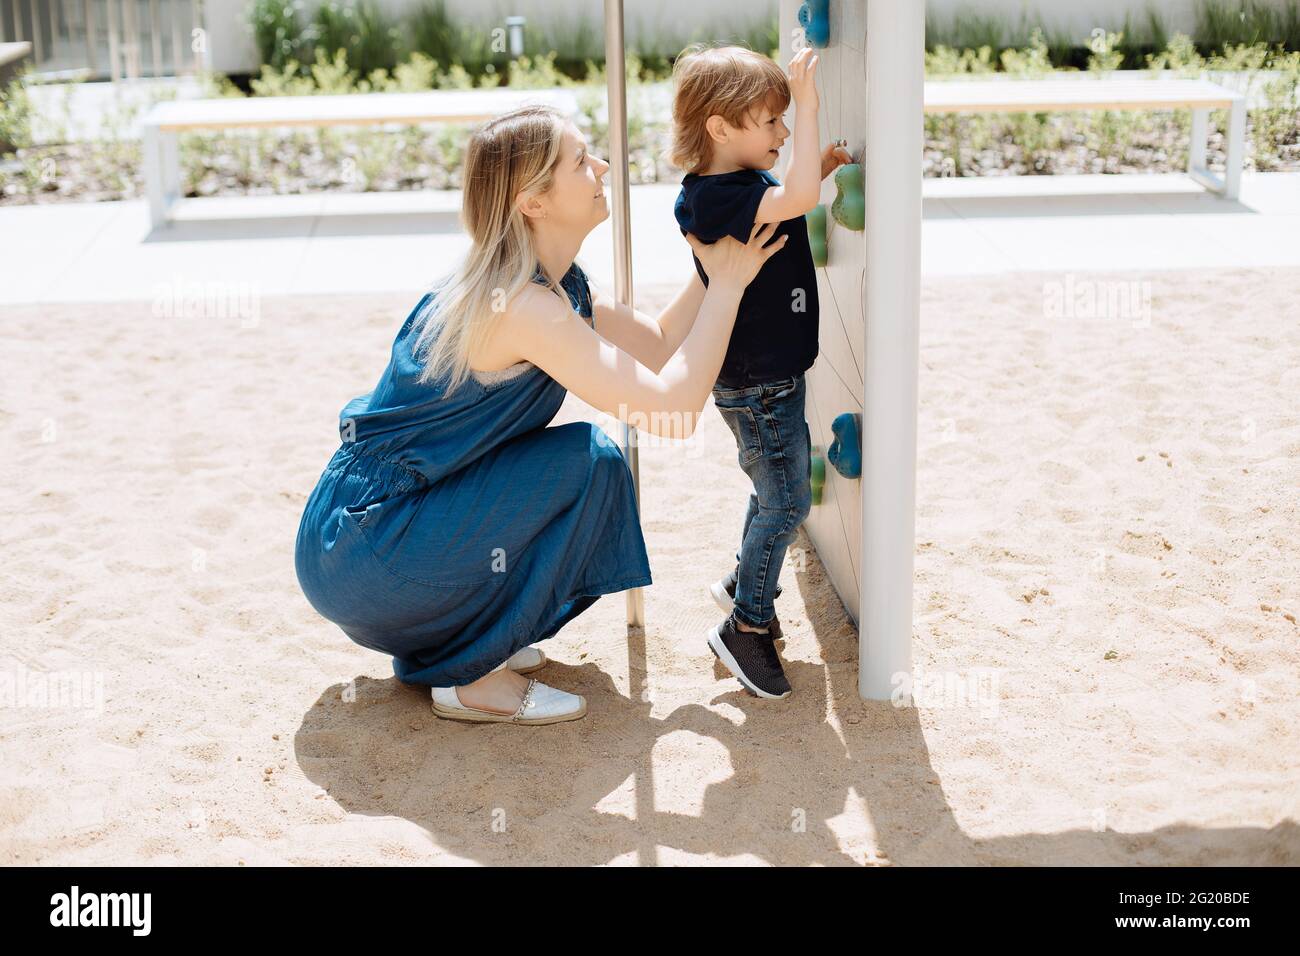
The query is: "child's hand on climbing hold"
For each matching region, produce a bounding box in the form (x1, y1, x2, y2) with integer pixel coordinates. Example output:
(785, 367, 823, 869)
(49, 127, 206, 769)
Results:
(821, 139, 852, 180)
(787, 47, 819, 112)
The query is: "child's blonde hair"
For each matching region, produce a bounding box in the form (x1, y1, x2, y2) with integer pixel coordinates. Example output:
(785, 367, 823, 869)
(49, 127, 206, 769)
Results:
(669, 44, 790, 174)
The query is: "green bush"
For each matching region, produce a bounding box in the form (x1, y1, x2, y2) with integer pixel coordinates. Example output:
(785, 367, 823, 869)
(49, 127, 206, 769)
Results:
(311, 0, 401, 77)
(248, 0, 309, 72)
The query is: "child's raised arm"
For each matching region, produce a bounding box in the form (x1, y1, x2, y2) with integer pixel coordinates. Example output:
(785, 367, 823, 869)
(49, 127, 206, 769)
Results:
(756, 47, 822, 223)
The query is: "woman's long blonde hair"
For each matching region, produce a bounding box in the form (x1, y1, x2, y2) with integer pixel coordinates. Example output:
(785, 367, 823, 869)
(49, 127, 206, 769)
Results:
(411, 104, 569, 394)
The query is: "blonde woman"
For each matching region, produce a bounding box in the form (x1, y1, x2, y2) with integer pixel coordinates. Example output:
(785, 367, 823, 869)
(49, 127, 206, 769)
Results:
(295, 105, 787, 725)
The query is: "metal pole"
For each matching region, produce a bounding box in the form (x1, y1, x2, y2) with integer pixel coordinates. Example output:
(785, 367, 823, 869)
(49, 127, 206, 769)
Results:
(603, 0, 644, 630)
(860, 0, 922, 700)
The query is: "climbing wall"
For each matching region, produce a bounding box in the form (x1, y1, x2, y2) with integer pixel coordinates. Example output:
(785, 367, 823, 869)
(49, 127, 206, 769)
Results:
(780, 0, 867, 624)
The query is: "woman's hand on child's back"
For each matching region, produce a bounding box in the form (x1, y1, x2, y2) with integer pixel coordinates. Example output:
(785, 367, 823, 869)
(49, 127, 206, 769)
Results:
(787, 47, 819, 112)
(685, 222, 789, 291)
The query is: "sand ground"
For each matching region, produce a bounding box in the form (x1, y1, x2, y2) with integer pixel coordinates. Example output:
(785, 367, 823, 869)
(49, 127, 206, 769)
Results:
(2, 266, 1298, 865)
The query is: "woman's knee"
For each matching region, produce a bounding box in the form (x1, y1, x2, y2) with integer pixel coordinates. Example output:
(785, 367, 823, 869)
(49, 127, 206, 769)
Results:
(586, 422, 628, 469)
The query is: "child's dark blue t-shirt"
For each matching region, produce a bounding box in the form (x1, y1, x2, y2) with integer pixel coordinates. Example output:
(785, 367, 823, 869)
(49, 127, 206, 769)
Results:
(674, 168, 819, 388)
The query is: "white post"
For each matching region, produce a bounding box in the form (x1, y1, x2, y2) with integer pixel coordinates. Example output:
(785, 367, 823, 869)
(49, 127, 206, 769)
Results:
(860, 0, 923, 700)
(142, 121, 179, 228)
(142, 122, 166, 227)
(1187, 107, 1208, 178)
(1223, 97, 1245, 200)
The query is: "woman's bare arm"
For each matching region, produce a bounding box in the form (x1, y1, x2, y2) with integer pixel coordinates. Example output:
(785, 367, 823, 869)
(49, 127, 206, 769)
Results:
(590, 271, 707, 374)
(504, 277, 744, 439)
(501, 223, 786, 438)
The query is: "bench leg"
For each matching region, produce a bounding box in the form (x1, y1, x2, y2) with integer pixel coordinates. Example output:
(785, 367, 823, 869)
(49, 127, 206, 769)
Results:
(1223, 98, 1245, 201)
(143, 125, 180, 228)
(1187, 107, 1208, 178)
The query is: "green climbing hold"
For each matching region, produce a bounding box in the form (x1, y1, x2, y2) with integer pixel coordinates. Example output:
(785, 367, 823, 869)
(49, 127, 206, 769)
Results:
(831, 163, 864, 231)
(810, 446, 826, 505)
(807, 204, 827, 266)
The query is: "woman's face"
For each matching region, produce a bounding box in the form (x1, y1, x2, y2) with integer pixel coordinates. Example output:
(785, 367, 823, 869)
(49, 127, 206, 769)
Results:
(534, 122, 611, 233)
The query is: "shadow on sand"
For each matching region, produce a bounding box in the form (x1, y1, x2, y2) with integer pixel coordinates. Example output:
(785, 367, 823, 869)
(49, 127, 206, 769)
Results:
(295, 528, 1298, 865)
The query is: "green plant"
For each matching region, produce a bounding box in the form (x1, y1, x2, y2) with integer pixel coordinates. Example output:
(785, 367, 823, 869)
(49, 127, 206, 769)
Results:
(248, 0, 308, 72)
(947, 9, 1009, 51)
(1087, 29, 1126, 72)
(1118, 5, 1169, 66)
(312, 0, 400, 77)
(1246, 46, 1300, 168)
(506, 51, 574, 89)
(1000, 29, 1054, 76)
(407, 0, 459, 65)
(390, 52, 438, 92)
(925, 44, 997, 76)
(1194, 0, 1296, 50)
(0, 69, 34, 155)
(1147, 32, 1207, 75)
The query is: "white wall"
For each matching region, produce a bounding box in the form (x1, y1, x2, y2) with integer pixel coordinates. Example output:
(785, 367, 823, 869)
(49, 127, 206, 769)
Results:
(203, 0, 1231, 76)
(926, 0, 1202, 40)
(202, 0, 780, 75)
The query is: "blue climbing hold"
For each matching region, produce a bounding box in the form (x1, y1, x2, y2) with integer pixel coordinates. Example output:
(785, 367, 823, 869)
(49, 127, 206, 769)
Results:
(797, 0, 830, 48)
(827, 412, 861, 479)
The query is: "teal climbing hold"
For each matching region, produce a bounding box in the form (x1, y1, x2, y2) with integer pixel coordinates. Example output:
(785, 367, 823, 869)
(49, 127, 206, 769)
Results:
(807, 203, 827, 266)
(827, 412, 861, 479)
(831, 163, 864, 231)
(797, 0, 830, 48)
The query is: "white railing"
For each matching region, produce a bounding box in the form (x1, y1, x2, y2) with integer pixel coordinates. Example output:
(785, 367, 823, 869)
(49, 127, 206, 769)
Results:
(0, 0, 207, 80)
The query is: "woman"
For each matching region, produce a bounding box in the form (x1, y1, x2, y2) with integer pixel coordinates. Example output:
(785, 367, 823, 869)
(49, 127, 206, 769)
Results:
(294, 105, 786, 726)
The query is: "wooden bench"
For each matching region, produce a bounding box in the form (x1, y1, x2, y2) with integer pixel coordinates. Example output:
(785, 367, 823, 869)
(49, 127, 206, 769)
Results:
(0, 40, 32, 82)
(140, 88, 579, 228)
(924, 76, 1247, 198)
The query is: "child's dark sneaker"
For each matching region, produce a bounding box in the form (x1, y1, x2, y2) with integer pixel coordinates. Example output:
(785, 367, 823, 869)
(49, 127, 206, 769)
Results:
(709, 566, 782, 614)
(707, 612, 791, 699)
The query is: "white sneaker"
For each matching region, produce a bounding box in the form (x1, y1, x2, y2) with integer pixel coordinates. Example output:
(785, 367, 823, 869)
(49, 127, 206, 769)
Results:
(430, 662, 586, 725)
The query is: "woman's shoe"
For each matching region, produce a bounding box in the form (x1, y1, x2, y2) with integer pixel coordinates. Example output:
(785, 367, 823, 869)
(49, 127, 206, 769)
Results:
(504, 645, 548, 674)
(431, 664, 586, 725)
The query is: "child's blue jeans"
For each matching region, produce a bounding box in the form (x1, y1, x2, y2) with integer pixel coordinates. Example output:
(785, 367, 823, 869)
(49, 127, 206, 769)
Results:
(710, 373, 813, 629)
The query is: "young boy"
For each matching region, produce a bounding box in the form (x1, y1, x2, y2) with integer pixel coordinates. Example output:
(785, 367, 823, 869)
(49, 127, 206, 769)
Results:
(671, 45, 851, 699)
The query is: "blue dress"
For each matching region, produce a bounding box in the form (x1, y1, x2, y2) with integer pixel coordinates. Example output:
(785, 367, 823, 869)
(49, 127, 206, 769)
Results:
(294, 261, 652, 687)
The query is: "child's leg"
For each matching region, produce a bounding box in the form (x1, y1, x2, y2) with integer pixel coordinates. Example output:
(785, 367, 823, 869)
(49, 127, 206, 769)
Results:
(713, 376, 812, 630)
(735, 492, 759, 567)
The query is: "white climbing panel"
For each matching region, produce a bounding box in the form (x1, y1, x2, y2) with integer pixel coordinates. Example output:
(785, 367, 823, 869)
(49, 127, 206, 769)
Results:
(781, 0, 867, 624)
(779, 0, 923, 699)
